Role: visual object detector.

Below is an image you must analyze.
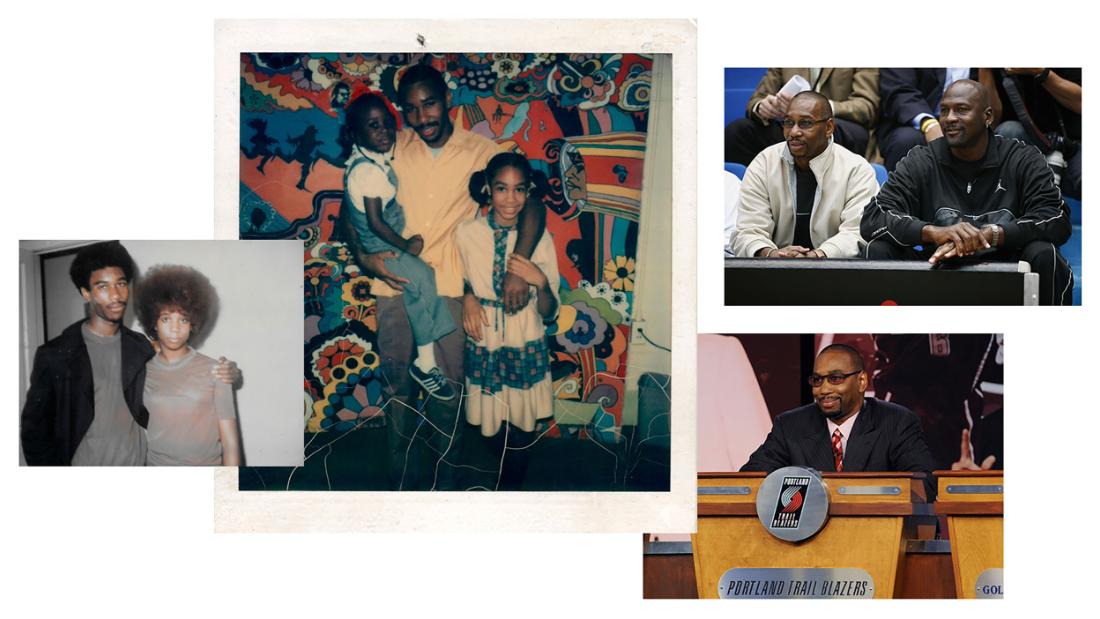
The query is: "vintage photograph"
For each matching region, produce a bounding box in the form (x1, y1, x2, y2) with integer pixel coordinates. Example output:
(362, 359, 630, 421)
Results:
(18, 240, 304, 467)
(235, 51, 672, 491)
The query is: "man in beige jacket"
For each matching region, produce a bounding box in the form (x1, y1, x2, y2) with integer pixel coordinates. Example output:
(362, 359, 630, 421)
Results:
(731, 92, 879, 259)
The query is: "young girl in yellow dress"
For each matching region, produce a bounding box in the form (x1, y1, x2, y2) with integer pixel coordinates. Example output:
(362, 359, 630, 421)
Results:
(456, 152, 559, 489)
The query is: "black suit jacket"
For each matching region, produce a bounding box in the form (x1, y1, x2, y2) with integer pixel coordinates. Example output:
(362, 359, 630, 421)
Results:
(877, 68, 980, 144)
(20, 320, 154, 466)
(741, 398, 937, 498)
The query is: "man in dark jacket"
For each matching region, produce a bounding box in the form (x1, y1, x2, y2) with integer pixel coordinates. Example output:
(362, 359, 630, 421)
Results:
(993, 68, 1081, 199)
(876, 68, 1002, 172)
(21, 242, 153, 465)
(861, 79, 1072, 305)
(741, 343, 937, 499)
(20, 242, 238, 466)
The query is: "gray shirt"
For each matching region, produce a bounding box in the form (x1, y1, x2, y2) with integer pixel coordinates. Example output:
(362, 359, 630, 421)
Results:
(70, 324, 147, 466)
(144, 349, 236, 466)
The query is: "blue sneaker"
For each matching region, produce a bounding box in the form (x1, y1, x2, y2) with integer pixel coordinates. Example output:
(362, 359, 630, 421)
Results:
(408, 364, 457, 401)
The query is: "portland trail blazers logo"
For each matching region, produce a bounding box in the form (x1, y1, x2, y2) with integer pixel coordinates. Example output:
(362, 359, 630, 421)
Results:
(771, 476, 811, 529)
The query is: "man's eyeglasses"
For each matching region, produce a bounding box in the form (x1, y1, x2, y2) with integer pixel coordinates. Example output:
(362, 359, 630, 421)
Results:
(782, 118, 830, 130)
(807, 370, 861, 387)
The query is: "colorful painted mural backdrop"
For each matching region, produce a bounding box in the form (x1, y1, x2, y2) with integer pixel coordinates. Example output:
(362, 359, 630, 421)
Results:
(239, 53, 654, 442)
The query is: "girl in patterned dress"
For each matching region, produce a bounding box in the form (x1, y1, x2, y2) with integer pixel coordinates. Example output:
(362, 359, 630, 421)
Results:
(456, 153, 559, 489)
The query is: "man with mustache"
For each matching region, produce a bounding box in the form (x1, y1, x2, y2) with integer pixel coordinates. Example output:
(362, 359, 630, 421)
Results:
(741, 344, 936, 498)
(862, 79, 1072, 305)
(339, 65, 546, 490)
(731, 91, 878, 259)
(20, 242, 238, 466)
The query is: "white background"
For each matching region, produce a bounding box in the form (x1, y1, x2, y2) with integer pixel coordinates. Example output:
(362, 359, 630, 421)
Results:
(2, 1, 1096, 617)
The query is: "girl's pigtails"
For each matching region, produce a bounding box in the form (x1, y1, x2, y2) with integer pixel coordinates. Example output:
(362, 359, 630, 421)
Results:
(468, 169, 491, 204)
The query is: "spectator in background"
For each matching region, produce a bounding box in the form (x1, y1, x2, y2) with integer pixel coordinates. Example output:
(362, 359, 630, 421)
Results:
(877, 69, 1002, 172)
(992, 68, 1081, 199)
(732, 92, 878, 259)
(725, 68, 879, 165)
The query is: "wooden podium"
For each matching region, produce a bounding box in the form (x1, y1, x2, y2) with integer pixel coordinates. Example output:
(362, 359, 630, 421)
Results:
(934, 470, 1004, 598)
(693, 472, 929, 599)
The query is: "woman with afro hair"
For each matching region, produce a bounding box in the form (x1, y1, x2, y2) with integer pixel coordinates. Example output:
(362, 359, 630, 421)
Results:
(136, 265, 240, 466)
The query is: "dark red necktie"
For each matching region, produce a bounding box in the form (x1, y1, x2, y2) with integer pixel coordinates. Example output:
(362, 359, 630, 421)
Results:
(832, 429, 844, 472)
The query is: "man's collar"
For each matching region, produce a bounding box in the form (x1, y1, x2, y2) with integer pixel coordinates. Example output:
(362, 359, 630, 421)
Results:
(781, 139, 834, 171)
(826, 399, 866, 436)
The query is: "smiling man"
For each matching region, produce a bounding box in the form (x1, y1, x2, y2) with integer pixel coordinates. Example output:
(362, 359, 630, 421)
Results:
(21, 241, 239, 466)
(338, 64, 546, 490)
(731, 91, 878, 259)
(740, 344, 936, 497)
(862, 79, 1073, 305)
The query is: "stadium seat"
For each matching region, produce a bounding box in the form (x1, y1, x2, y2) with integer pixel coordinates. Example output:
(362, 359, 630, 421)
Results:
(724, 162, 746, 180)
(724, 68, 768, 129)
(871, 163, 889, 186)
(1066, 196, 1081, 226)
(1061, 196, 1082, 305)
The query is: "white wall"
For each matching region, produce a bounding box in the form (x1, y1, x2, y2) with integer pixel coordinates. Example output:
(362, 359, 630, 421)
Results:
(696, 334, 772, 472)
(19, 240, 304, 466)
(621, 53, 674, 426)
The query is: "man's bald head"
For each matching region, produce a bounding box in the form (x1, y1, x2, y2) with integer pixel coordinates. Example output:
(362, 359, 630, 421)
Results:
(940, 79, 994, 157)
(817, 343, 864, 371)
(790, 90, 833, 119)
(944, 79, 991, 108)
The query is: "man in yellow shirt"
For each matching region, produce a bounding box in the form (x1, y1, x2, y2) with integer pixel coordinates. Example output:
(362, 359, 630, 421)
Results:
(341, 65, 545, 490)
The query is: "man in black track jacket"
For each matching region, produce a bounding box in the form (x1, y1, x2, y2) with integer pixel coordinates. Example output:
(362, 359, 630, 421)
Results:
(861, 79, 1072, 305)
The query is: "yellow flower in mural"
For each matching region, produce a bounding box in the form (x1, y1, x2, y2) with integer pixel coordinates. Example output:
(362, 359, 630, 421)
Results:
(603, 256, 636, 291)
(341, 275, 374, 307)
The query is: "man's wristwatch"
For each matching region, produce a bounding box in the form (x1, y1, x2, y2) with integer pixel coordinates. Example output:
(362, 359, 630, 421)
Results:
(1035, 68, 1051, 85)
(984, 224, 1002, 248)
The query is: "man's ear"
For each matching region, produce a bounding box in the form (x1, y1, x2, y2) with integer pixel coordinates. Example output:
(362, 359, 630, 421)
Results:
(858, 370, 868, 391)
(79, 287, 91, 303)
(446, 89, 453, 110)
(826, 118, 836, 139)
(985, 106, 994, 128)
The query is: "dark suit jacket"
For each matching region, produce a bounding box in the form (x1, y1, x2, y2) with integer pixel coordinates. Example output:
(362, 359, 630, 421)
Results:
(741, 398, 937, 498)
(20, 320, 154, 466)
(877, 68, 979, 145)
